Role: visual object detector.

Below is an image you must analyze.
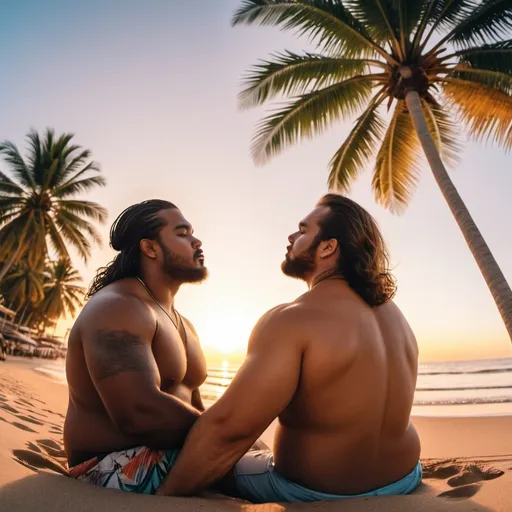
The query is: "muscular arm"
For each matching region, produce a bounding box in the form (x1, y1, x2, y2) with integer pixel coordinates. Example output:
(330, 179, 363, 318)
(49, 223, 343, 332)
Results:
(82, 295, 201, 449)
(157, 305, 304, 496)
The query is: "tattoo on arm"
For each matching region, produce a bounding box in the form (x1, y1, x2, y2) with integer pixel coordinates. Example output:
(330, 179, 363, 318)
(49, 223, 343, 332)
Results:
(88, 329, 153, 382)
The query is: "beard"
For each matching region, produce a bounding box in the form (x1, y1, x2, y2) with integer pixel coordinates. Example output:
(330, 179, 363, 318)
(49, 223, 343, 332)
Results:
(161, 245, 208, 284)
(281, 239, 319, 280)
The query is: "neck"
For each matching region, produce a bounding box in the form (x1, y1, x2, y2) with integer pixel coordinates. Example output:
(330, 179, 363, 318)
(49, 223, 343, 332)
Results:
(138, 270, 180, 309)
(308, 268, 345, 289)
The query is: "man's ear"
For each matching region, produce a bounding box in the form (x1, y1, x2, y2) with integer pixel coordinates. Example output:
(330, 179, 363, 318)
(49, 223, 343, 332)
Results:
(319, 238, 338, 259)
(140, 238, 158, 259)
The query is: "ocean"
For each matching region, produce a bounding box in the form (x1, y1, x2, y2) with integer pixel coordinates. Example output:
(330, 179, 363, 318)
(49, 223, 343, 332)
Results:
(35, 357, 512, 417)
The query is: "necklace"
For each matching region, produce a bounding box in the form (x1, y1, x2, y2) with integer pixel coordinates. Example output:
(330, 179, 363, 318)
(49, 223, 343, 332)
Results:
(136, 277, 188, 350)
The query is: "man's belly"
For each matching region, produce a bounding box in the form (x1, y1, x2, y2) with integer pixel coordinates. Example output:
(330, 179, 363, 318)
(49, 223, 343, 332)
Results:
(273, 422, 421, 495)
(64, 406, 141, 466)
(64, 384, 194, 466)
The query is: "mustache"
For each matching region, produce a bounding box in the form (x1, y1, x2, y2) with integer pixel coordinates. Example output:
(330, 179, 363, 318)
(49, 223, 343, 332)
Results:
(194, 250, 204, 259)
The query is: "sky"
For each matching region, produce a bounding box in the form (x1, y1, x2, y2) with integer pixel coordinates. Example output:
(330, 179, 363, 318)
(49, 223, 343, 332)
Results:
(1, 0, 511, 364)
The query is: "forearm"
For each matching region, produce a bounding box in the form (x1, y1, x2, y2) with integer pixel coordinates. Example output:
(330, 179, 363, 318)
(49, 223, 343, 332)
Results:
(125, 392, 202, 449)
(156, 416, 256, 496)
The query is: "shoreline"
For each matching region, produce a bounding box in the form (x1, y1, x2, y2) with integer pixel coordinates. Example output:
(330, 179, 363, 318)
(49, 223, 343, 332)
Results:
(1, 358, 512, 510)
(24, 356, 512, 419)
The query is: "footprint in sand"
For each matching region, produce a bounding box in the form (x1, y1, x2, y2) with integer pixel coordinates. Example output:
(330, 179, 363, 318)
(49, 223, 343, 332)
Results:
(438, 483, 482, 499)
(447, 464, 504, 487)
(423, 460, 505, 500)
(422, 462, 462, 480)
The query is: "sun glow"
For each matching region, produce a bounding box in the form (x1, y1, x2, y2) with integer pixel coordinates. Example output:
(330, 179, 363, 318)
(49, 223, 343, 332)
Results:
(192, 306, 257, 356)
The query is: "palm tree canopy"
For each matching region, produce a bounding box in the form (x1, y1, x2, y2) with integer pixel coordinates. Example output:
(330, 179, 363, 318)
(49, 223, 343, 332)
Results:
(40, 258, 85, 321)
(0, 128, 107, 263)
(233, 0, 512, 212)
(0, 261, 45, 309)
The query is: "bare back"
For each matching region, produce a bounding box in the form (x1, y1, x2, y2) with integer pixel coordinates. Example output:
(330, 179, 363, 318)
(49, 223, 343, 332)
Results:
(274, 281, 420, 494)
(64, 279, 206, 466)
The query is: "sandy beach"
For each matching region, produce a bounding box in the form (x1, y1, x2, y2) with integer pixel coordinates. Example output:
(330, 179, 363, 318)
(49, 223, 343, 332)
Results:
(1, 357, 512, 511)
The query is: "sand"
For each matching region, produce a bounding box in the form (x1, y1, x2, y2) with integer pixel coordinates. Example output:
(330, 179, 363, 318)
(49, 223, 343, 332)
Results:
(1, 357, 511, 512)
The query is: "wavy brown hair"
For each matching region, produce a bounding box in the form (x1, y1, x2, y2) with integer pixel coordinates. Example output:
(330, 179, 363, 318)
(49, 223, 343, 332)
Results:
(316, 194, 396, 307)
(87, 200, 177, 298)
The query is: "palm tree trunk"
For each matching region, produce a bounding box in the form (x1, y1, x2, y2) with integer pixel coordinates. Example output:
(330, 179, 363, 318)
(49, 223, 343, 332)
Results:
(404, 87, 512, 342)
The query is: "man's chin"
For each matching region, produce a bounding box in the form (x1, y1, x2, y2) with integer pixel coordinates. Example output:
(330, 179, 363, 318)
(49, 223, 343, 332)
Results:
(281, 261, 305, 280)
(185, 267, 209, 284)
(168, 267, 209, 284)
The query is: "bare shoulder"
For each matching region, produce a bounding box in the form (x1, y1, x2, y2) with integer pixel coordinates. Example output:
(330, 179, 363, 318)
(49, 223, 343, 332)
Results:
(248, 303, 307, 351)
(77, 286, 156, 338)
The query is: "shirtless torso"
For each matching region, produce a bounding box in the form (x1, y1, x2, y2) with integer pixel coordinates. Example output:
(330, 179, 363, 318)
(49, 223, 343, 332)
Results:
(64, 278, 207, 467)
(158, 279, 420, 497)
(273, 280, 420, 494)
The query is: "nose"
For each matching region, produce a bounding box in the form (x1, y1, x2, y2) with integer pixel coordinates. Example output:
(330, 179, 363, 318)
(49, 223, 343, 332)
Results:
(288, 233, 295, 244)
(192, 236, 202, 249)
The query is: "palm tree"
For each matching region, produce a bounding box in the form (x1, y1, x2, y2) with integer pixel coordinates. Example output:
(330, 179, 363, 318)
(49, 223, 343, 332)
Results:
(0, 128, 108, 282)
(0, 260, 45, 325)
(38, 258, 85, 331)
(233, 0, 512, 340)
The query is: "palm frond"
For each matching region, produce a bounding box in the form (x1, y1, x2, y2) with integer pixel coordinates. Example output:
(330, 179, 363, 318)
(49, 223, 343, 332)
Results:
(60, 149, 98, 182)
(54, 219, 92, 261)
(417, 0, 478, 53)
(372, 100, 421, 213)
(390, 0, 432, 49)
(56, 209, 103, 247)
(53, 175, 107, 198)
(57, 199, 108, 223)
(450, 39, 512, 74)
(328, 93, 387, 191)
(345, 0, 401, 53)
(251, 75, 377, 164)
(420, 100, 460, 167)
(0, 211, 24, 227)
(0, 195, 25, 212)
(232, 0, 389, 60)
(239, 51, 377, 109)
(0, 171, 25, 196)
(430, 0, 477, 30)
(442, 77, 512, 150)
(0, 141, 35, 190)
(46, 220, 71, 261)
(444, 66, 512, 94)
(26, 130, 44, 186)
(445, 0, 512, 47)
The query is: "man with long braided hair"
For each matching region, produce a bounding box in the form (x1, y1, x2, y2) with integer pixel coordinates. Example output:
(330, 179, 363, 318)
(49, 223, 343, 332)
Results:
(64, 199, 208, 494)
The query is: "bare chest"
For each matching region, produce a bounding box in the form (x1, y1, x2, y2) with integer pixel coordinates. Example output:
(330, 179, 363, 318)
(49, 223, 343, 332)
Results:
(151, 312, 207, 392)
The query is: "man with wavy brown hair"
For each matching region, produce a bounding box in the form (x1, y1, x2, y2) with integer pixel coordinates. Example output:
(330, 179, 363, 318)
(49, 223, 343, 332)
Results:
(159, 194, 422, 503)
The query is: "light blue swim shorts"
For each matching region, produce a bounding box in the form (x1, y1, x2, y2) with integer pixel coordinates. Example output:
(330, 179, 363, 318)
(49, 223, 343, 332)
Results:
(234, 450, 422, 503)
